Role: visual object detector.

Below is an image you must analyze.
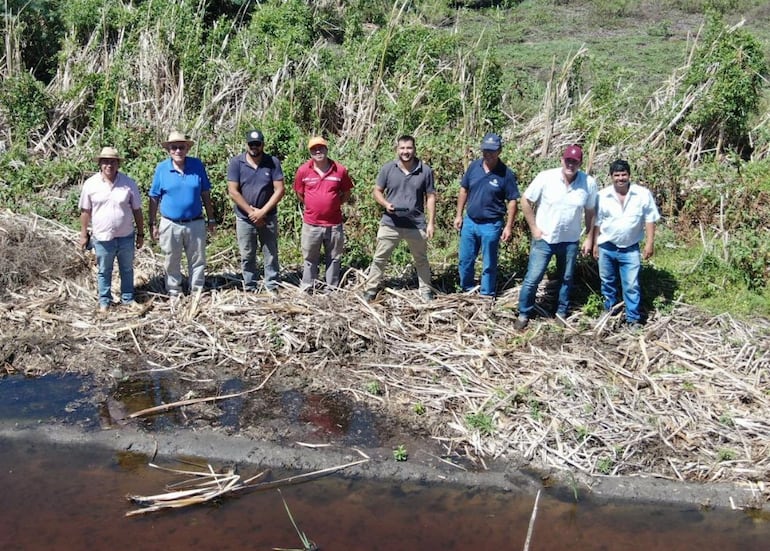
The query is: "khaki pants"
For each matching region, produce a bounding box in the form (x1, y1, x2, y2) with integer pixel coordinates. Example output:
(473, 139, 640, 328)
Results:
(365, 225, 431, 293)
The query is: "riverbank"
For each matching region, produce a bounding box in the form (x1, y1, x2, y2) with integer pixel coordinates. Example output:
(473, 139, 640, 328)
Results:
(1, 210, 768, 513)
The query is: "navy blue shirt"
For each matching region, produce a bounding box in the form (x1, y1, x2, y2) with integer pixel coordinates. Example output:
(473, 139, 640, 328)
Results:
(226, 153, 284, 220)
(461, 159, 520, 221)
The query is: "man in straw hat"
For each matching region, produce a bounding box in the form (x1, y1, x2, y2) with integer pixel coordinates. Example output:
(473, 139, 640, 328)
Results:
(79, 146, 144, 313)
(293, 136, 353, 293)
(515, 144, 597, 330)
(148, 131, 217, 297)
(226, 129, 285, 294)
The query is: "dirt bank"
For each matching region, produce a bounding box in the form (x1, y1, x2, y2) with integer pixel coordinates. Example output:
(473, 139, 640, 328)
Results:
(1, 210, 769, 512)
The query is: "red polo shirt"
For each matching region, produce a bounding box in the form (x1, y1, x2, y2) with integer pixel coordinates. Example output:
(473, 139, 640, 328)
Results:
(293, 159, 353, 226)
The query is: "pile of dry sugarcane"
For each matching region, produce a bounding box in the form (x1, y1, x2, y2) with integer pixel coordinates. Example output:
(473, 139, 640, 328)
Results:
(1, 210, 769, 491)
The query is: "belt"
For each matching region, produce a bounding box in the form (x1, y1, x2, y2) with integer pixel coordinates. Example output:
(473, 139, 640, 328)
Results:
(470, 216, 502, 224)
(163, 215, 204, 223)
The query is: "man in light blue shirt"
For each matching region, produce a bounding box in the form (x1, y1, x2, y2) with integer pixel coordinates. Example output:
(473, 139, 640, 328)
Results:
(592, 159, 660, 327)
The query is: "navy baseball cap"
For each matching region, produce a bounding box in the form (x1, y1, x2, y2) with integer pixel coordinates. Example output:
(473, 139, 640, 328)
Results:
(480, 133, 502, 151)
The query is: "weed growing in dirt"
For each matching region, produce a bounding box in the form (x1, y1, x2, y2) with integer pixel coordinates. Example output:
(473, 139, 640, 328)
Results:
(465, 412, 494, 436)
(717, 448, 737, 462)
(364, 380, 382, 396)
(582, 293, 605, 318)
(597, 457, 614, 475)
(393, 444, 408, 462)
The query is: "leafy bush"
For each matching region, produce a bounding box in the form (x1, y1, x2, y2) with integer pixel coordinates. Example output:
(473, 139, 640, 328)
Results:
(681, 12, 767, 156)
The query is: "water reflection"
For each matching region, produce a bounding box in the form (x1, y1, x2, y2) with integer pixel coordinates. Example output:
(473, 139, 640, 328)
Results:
(1, 438, 768, 551)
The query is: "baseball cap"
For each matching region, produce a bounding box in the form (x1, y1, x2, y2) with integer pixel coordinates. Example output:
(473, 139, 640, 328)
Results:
(563, 145, 583, 162)
(480, 132, 502, 151)
(245, 129, 264, 143)
(308, 136, 328, 150)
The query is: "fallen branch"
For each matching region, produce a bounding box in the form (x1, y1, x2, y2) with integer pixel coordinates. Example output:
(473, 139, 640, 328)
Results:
(127, 365, 279, 419)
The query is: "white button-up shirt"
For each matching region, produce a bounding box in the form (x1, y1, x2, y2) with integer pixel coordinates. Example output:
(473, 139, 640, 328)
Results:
(595, 183, 660, 248)
(523, 167, 597, 244)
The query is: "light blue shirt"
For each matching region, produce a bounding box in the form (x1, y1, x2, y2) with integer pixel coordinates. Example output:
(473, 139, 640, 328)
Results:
(595, 183, 660, 248)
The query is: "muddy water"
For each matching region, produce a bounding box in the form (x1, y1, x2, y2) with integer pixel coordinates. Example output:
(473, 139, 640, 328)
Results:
(1, 438, 768, 551)
(2, 374, 769, 550)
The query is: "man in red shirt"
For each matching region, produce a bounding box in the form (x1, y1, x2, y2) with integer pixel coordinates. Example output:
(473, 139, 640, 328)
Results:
(293, 137, 354, 292)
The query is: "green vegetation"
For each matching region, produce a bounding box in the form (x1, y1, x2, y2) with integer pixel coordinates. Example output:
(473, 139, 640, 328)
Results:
(365, 380, 383, 396)
(466, 411, 495, 435)
(1, 0, 768, 315)
(393, 444, 409, 461)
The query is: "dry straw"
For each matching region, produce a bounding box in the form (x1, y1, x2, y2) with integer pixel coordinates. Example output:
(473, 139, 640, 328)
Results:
(1, 210, 768, 498)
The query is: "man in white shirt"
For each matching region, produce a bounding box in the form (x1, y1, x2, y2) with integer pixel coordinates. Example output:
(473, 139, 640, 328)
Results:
(516, 145, 597, 329)
(592, 159, 660, 327)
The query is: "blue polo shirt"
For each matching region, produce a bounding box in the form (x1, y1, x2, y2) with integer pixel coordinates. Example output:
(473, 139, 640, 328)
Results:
(461, 159, 520, 221)
(149, 157, 211, 220)
(226, 152, 284, 220)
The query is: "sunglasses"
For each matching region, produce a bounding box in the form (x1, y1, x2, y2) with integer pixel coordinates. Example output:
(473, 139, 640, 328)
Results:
(168, 144, 187, 151)
(247, 141, 263, 147)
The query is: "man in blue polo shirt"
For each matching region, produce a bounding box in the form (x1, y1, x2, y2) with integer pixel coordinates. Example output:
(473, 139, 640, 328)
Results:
(454, 133, 520, 297)
(227, 129, 285, 293)
(148, 131, 217, 297)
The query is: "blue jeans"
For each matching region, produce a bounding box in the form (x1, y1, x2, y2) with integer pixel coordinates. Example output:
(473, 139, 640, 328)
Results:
(236, 215, 279, 290)
(458, 217, 503, 296)
(598, 242, 642, 322)
(518, 239, 578, 318)
(93, 233, 135, 307)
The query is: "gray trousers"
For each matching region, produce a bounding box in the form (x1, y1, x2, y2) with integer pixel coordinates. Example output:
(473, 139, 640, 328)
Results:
(236, 215, 279, 290)
(300, 222, 344, 291)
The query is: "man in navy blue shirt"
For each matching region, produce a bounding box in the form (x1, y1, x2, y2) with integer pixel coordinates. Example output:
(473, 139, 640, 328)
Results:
(453, 133, 520, 297)
(227, 129, 285, 293)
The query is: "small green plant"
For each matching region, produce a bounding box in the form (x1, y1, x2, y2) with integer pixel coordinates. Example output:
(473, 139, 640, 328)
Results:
(718, 413, 734, 427)
(583, 293, 605, 318)
(412, 402, 426, 415)
(717, 448, 736, 462)
(576, 426, 590, 442)
(465, 412, 494, 436)
(365, 380, 382, 396)
(393, 444, 408, 462)
(529, 400, 543, 421)
(597, 457, 614, 474)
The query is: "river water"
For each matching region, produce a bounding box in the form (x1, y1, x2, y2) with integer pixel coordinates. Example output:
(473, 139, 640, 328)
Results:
(1, 374, 768, 550)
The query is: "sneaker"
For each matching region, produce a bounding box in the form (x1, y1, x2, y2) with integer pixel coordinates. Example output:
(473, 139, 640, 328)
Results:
(420, 290, 435, 302)
(98, 303, 110, 314)
(514, 316, 529, 331)
(627, 321, 644, 331)
(265, 287, 278, 297)
(555, 313, 569, 327)
(362, 290, 377, 303)
(124, 301, 144, 312)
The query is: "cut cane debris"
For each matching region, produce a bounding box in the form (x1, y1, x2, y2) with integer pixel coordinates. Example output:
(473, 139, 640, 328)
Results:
(2, 210, 770, 487)
(126, 456, 369, 516)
